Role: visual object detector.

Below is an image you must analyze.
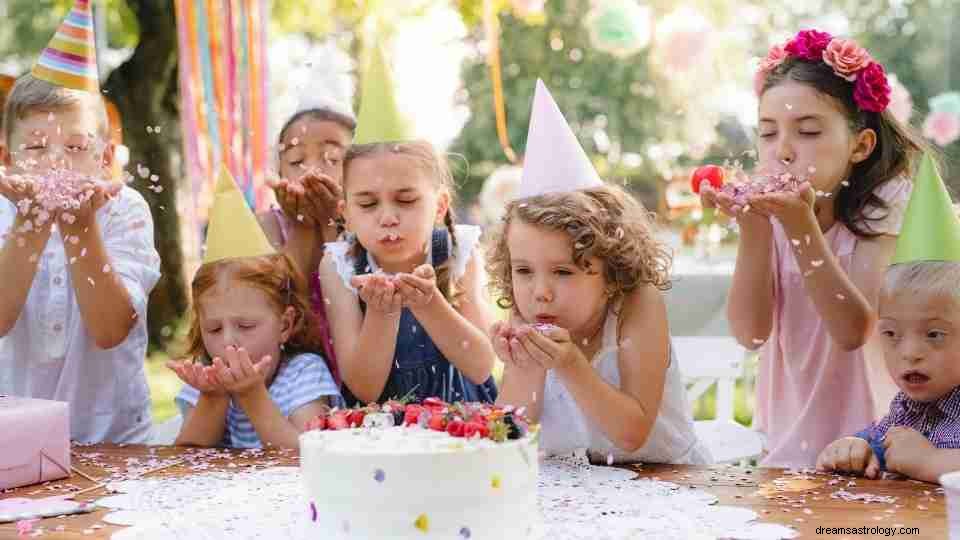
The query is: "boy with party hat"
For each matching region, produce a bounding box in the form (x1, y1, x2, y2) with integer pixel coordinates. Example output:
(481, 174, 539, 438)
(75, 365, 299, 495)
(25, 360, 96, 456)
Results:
(817, 155, 960, 483)
(0, 0, 161, 444)
(492, 80, 710, 464)
(170, 167, 340, 449)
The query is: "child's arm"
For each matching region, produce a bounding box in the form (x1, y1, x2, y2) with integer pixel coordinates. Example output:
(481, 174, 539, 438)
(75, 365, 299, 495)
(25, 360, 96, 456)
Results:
(492, 320, 547, 419)
(884, 426, 960, 484)
(750, 186, 885, 351)
(396, 255, 497, 384)
(515, 286, 670, 452)
(214, 347, 332, 448)
(167, 359, 229, 447)
(319, 254, 401, 403)
(0, 178, 53, 335)
(703, 186, 776, 350)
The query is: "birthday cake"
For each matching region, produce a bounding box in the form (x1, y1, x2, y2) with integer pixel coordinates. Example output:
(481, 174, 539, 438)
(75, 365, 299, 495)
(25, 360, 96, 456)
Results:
(299, 399, 540, 539)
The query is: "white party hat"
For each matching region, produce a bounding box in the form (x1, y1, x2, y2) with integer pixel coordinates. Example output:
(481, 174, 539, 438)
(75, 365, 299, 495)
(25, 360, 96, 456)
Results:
(293, 42, 356, 122)
(515, 79, 602, 199)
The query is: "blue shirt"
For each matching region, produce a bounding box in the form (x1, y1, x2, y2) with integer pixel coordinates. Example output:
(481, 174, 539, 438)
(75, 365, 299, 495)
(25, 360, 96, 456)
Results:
(175, 352, 342, 448)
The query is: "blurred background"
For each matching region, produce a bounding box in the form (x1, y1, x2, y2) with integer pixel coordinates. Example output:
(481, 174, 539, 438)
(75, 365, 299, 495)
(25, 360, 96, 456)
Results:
(0, 0, 958, 424)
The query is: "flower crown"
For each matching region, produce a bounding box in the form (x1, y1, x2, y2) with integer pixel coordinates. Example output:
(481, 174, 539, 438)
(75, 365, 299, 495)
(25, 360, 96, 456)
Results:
(754, 29, 891, 114)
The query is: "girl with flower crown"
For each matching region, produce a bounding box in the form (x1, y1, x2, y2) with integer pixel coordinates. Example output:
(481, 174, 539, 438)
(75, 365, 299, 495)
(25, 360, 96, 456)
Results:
(700, 30, 929, 467)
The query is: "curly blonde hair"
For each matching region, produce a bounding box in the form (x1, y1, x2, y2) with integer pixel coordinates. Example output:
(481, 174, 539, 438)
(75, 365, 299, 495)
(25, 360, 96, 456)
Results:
(486, 184, 672, 310)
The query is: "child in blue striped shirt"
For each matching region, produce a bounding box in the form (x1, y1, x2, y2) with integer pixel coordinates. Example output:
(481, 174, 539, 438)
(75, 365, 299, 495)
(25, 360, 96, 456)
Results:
(169, 253, 341, 449)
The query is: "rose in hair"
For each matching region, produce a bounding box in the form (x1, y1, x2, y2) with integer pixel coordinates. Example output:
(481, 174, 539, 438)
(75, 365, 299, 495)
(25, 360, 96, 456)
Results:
(822, 39, 872, 81)
(754, 44, 789, 96)
(784, 29, 833, 61)
(853, 62, 892, 113)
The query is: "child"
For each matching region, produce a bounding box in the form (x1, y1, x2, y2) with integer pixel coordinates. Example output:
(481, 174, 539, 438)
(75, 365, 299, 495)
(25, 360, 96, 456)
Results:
(169, 170, 340, 449)
(817, 156, 960, 484)
(0, 3, 160, 444)
(701, 30, 926, 467)
(319, 140, 498, 405)
(257, 64, 357, 379)
(492, 81, 710, 465)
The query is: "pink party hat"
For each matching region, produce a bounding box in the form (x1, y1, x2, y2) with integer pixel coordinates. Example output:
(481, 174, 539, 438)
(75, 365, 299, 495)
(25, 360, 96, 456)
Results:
(515, 79, 602, 199)
(31, 0, 100, 93)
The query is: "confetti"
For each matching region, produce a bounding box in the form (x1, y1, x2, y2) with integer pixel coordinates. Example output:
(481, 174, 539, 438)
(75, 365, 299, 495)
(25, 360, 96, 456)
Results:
(87, 277, 95, 287)
(103, 264, 111, 273)
(752, 338, 765, 345)
(459, 526, 472, 538)
(791, 238, 801, 247)
(374, 469, 385, 483)
(810, 260, 824, 267)
(841, 180, 850, 187)
(836, 293, 846, 300)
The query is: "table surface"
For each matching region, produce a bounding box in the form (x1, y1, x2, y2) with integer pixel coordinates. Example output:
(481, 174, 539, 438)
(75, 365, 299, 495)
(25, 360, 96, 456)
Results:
(0, 444, 946, 539)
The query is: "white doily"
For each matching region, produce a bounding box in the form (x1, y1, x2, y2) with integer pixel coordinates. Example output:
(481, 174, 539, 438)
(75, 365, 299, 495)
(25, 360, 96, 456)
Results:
(101, 457, 797, 540)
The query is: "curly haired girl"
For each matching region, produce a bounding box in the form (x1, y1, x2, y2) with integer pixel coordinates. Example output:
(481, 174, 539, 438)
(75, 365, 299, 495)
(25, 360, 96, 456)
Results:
(490, 184, 710, 464)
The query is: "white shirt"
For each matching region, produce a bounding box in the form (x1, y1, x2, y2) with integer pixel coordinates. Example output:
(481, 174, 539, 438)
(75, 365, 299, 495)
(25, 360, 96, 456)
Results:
(0, 186, 161, 443)
(539, 306, 712, 465)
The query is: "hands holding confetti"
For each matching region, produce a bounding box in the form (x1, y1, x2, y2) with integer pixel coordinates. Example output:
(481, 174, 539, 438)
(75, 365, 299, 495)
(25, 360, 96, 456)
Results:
(268, 168, 341, 228)
(167, 346, 276, 398)
(491, 320, 585, 372)
(350, 264, 439, 314)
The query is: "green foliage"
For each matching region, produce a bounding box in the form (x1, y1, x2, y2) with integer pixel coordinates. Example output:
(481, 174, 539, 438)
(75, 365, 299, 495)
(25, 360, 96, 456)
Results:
(0, 0, 138, 64)
(450, 0, 663, 203)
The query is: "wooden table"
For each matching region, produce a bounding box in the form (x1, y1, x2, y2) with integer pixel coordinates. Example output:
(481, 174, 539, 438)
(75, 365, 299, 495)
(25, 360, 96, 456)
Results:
(0, 445, 947, 539)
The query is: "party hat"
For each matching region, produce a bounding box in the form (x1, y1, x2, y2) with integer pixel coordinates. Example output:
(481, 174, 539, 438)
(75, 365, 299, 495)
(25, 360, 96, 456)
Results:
(515, 79, 602, 199)
(354, 42, 410, 144)
(202, 166, 276, 265)
(31, 0, 100, 93)
(891, 153, 960, 264)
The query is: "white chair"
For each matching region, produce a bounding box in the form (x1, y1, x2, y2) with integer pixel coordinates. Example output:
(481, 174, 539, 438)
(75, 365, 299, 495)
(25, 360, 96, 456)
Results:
(673, 336, 764, 464)
(149, 414, 183, 445)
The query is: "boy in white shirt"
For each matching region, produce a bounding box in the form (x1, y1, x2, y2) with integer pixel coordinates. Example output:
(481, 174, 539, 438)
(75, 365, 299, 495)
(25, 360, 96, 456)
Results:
(0, 0, 160, 443)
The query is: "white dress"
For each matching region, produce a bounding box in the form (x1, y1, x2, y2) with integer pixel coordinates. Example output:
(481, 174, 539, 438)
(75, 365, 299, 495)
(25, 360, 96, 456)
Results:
(539, 307, 712, 464)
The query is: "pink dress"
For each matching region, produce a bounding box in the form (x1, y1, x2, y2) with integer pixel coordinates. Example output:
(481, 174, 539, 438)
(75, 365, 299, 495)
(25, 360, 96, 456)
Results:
(272, 209, 340, 383)
(755, 178, 911, 468)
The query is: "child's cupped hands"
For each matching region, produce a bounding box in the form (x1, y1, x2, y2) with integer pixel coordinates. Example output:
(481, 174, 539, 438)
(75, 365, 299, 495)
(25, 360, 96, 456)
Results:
(700, 184, 772, 227)
(166, 357, 227, 396)
(745, 181, 817, 230)
(491, 321, 584, 372)
(268, 169, 340, 228)
(350, 273, 403, 315)
(396, 264, 438, 309)
(0, 170, 39, 206)
(61, 181, 121, 228)
(815, 436, 881, 478)
(210, 345, 273, 396)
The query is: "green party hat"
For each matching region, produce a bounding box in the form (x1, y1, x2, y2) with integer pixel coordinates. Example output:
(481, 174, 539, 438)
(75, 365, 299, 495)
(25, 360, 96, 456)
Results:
(892, 153, 960, 264)
(354, 40, 410, 144)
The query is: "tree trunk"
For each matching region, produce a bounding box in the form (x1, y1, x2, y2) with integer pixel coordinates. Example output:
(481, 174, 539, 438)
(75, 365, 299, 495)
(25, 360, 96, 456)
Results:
(103, 0, 187, 352)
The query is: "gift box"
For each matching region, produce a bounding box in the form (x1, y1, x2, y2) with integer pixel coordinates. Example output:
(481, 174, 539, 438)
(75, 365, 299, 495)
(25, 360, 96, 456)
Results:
(0, 396, 70, 490)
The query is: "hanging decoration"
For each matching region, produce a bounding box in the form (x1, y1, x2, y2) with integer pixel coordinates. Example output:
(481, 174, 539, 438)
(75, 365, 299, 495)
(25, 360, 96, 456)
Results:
(585, 0, 652, 58)
(173, 0, 270, 228)
(483, 0, 519, 163)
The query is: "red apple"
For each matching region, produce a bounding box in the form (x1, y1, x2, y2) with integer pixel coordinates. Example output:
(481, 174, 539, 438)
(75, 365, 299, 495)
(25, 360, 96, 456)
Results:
(690, 165, 725, 194)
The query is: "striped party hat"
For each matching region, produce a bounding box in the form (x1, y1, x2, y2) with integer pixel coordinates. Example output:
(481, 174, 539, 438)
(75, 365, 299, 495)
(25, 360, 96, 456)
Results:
(31, 0, 100, 93)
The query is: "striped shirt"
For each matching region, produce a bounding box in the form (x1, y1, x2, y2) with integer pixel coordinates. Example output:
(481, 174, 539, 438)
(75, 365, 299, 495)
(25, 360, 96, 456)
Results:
(856, 386, 960, 470)
(175, 352, 342, 448)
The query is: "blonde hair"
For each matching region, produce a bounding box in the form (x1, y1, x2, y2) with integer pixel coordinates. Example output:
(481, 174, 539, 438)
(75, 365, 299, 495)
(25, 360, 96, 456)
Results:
(343, 140, 463, 304)
(184, 253, 322, 360)
(2, 74, 109, 145)
(486, 184, 672, 310)
(883, 261, 960, 305)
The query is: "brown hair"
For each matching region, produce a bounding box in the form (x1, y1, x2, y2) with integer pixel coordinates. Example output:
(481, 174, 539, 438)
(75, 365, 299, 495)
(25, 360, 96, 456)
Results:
(2, 74, 109, 146)
(761, 57, 928, 237)
(486, 184, 672, 310)
(184, 253, 322, 360)
(343, 140, 463, 304)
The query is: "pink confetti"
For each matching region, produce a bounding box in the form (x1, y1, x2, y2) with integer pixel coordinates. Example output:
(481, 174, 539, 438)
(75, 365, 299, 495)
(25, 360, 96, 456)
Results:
(102, 264, 111, 273)
(16, 519, 37, 535)
(87, 277, 95, 287)
(811, 260, 824, 267)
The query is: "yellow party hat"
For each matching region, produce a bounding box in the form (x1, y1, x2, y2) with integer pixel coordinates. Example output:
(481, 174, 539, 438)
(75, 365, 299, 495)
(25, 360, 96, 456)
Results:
(202, 166, 276, 264)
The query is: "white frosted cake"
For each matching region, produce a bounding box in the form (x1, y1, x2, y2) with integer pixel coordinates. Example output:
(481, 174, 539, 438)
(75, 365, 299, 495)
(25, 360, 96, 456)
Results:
(299, 401, 540, 539)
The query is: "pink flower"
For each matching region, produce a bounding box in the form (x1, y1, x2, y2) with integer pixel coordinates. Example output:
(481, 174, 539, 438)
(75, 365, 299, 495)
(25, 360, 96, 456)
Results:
(822, 39, 872, 81)
(753, 44, 788, 95)
(784, 29, 833, 61)
(853, 62, 891, 113)
(923, 111, 960, 147)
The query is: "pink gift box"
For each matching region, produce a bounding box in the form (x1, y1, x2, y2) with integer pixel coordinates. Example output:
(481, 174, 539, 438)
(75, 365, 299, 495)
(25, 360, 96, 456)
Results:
(0, 396, 70, 490)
